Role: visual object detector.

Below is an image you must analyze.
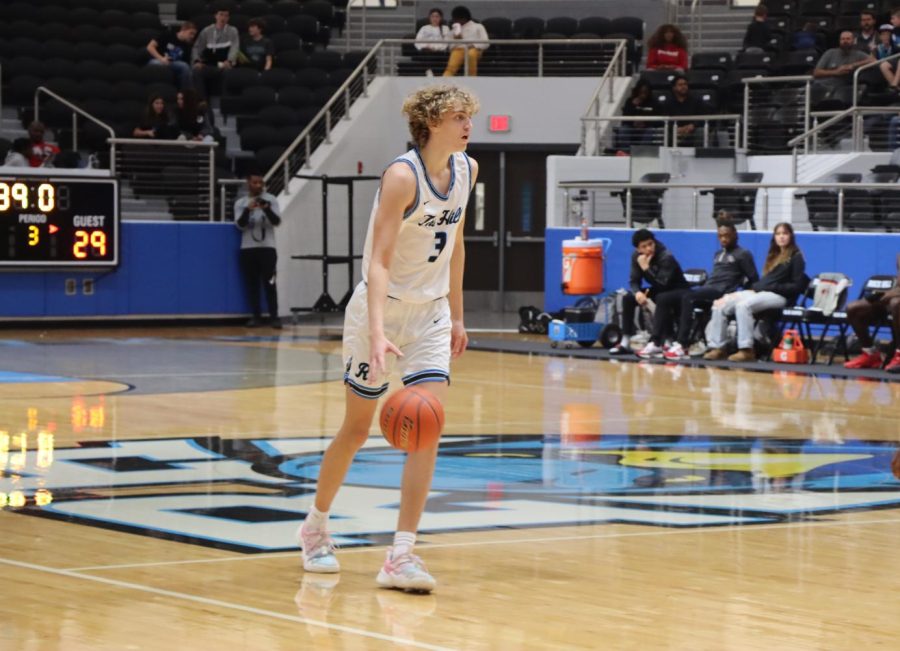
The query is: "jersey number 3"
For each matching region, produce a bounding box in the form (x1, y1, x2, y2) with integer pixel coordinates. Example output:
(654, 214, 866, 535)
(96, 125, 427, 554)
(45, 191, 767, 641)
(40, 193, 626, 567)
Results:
(428, 231, 447, 262)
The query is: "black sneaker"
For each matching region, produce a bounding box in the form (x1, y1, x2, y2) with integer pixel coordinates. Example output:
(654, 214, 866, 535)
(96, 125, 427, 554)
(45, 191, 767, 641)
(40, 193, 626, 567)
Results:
(269, 317, 283, 330)
(608, 344, 633, 355)
(245, 317, 262, 328)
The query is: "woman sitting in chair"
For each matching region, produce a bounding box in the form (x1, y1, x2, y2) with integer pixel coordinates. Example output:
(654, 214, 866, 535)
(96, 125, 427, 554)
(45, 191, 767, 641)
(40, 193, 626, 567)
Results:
(703, 222, 807, 362)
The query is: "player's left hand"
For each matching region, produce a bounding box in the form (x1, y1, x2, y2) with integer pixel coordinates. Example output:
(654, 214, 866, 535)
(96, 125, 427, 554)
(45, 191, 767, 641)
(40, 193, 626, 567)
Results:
(450, 319, 468, 359)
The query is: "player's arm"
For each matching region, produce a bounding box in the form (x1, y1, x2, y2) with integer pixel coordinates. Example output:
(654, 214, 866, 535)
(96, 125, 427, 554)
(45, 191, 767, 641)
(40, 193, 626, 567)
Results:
(449, 157, 477, 359)
(366, 163, 416, 383)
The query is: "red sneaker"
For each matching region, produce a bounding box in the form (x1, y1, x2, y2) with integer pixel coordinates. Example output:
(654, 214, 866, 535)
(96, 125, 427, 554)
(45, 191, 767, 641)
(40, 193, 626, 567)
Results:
(844, 350, 884, 369)
(885, 351, 900, 373)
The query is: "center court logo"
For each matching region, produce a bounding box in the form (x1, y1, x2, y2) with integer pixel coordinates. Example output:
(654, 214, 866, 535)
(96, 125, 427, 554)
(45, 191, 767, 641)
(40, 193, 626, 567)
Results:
(4, 435, 900, 553)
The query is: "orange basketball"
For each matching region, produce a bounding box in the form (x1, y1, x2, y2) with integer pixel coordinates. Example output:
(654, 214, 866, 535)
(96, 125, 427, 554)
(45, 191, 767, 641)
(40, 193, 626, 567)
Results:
(379, 386, 445, 452)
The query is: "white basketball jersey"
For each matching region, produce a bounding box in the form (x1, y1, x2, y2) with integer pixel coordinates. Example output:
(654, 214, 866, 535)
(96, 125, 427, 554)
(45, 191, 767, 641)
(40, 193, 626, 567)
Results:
(361, 148, 472, 303)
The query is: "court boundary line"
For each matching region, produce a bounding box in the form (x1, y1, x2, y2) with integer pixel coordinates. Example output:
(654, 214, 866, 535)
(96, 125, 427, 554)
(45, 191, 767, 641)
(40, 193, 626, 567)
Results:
(64, 513, 900, 572)
(0, 557, 454, 651)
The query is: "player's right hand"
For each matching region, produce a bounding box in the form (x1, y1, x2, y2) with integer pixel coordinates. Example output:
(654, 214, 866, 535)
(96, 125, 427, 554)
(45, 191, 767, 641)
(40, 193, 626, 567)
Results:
(369, 334, 403, 385)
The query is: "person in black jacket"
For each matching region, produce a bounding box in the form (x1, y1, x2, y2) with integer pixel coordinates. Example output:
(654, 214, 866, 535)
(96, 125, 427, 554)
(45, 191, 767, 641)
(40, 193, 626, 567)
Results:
(611, 228, 689, 357)
(742, 5, 771, 53)
(704, 222, 806, 362)
(662, 221, 759, 360)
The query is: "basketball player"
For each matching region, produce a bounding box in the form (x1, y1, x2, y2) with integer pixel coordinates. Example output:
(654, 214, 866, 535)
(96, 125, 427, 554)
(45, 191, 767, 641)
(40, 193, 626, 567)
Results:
(298, 85, 479, 593)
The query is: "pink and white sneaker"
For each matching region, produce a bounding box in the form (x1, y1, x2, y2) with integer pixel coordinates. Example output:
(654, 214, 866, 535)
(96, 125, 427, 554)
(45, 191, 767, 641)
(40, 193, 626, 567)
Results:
(663, 342, 688, 360)
(376, 547, 436, 593)
(636, 341, 664, 359)
(298, 524, 340, 573)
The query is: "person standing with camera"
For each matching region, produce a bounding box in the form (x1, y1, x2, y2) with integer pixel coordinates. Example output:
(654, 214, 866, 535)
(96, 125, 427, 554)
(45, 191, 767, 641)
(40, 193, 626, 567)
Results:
(234, 173, 282, 328)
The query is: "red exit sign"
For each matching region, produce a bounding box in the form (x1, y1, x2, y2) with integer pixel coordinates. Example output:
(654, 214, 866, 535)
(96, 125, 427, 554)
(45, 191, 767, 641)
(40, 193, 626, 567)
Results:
(488, 114, 511, 132)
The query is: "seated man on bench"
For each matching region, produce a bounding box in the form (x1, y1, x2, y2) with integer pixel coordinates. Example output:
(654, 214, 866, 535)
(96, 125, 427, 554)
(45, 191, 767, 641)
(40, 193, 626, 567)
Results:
(844, 253, 900, 373)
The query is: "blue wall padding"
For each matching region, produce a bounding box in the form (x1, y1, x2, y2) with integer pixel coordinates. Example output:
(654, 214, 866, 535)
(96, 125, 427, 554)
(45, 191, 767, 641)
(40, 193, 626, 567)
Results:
(545, 228, 900, 313)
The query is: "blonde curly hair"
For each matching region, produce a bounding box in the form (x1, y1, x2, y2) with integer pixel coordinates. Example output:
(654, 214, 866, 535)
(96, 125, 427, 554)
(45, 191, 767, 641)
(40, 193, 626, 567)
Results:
(401, 85, 480, 148)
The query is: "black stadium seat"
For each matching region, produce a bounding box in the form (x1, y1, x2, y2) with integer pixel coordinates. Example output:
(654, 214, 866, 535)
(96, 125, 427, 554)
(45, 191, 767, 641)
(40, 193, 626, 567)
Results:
(277, 85, 314, 109)
(545, 17, 578, 37)
(513, 17, 545, 39)
(260, 68, 296, 90)
(482, 17, 512, 40)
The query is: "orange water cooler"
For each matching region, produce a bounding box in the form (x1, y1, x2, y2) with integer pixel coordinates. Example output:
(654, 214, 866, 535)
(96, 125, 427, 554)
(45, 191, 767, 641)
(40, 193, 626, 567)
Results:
(561, 238, 606, 295)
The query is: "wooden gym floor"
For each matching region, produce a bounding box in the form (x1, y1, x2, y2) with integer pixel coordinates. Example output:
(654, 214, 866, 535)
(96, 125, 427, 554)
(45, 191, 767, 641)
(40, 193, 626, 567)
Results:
(1, 324, 899, 650)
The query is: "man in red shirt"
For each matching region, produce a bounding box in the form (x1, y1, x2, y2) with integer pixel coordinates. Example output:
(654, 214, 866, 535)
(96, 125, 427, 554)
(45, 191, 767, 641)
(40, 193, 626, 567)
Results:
(27, 121, 61, 167)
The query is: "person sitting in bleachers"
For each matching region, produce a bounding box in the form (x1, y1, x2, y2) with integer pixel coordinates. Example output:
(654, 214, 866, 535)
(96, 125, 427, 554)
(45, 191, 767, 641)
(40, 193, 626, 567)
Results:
(443, 5, 489, 77)
(646, 24, 688, 72)
(703, 222, 807, 363)
(855, 11, 877, 55)
(663, 75, 703, 146)
(174, 89, 215, 142)
(843, 253, 900, 373)
(239, 18, 274, 72)
(4, 138, 31, 167)
(416, 8, 450, 52)
(662, 221, 759, 360)
(146, 21, 197, 90)
(742, 5, 771, 54)
(792, 22, 819, 52)
(876, 24, 900, 89)
(27, 121, 60, 167)
(192, 7, 240, 96)
(812, 31, 873, 105)
(133, 95, 177, 139)
(619, 80, 657, 148)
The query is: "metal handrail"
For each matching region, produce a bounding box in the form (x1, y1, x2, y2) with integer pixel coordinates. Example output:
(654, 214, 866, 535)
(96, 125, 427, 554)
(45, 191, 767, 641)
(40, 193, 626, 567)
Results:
(34, 86, 115, 169)
(741, 75, 812, 152)
(743, 74, 813, 84)
(217, 178, 246, 222)
(852, 51, 900, 106)
(581, 113, 741, 149)
(582, 39, 628, 114)
(109, 137, 218, 221)
(263, 41, 381, 192)
(557, 180, 900, 231)
(786, 106, 855, 148)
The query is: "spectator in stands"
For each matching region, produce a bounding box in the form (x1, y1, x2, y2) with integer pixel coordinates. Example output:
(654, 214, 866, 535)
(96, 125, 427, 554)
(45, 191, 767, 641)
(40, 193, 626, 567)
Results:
(891, 9, 900, 47)
(146, 21, 197, 90)
(192, 8, 240, 96)
(619, 80, 657, 148)
(742, 5, 771, 53)
(27, 121, 60, 167)
(4, 138, 32, 167)
(704, 222, 806, 362)
(855, 11, 878, 55)
(843, 253, 900, 373)
(174, 89, 215, 142)
(646, 24, 689, 72)
(792, 22, 818, 52)
(442, 6, 489, 77)
(812, 31, 873, 105)
(611, 229, 689, 357)
(238, 18, 274, 71)
(662, 221, 759, 360)
(234, 173, 282, 329)
(876, 24, 900, 88)
(132, 95, 176, 139)
(663, 75, 703, 146)
(416, 8, 450, 52)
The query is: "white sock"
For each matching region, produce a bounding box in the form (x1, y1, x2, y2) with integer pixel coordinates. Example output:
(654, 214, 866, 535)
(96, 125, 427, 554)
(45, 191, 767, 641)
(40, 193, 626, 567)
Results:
(304, 506, 329, 531)
(621, 335, 630, 347)
(392, 531, 416, 558)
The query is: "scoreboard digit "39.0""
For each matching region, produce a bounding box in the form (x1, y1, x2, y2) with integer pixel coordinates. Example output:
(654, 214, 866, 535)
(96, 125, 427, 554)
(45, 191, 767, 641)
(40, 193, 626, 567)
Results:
(0, 176, 119, 268)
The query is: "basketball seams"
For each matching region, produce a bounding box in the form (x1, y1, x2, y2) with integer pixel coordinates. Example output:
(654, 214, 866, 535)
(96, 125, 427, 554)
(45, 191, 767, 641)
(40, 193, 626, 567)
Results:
(380, 386, 445, 452)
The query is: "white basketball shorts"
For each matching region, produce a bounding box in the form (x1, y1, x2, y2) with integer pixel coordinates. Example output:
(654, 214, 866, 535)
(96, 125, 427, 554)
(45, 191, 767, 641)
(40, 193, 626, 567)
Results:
(342, 282, 451, 399)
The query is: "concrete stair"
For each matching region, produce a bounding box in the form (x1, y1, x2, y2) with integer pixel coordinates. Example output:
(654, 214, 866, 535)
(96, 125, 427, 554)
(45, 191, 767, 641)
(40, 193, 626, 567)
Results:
(340, 0, 416, 52)
(678, 0, 754, 55)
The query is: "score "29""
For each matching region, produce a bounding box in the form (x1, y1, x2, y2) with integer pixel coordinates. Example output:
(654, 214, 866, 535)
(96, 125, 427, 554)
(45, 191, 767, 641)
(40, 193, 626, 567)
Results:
(73, 230, 107, 258)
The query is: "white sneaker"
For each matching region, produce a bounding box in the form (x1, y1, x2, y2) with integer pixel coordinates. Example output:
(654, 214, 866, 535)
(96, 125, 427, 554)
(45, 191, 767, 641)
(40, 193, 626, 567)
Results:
(663, 342, 687, 360)
(298, 524, 340, 574)
(376, 547, 436, 593)
(688, 341, 708, 357)
(636, 342, 664, 358)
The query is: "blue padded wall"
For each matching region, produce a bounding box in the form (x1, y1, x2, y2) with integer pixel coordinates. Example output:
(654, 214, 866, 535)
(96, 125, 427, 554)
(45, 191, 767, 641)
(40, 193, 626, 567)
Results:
(545, 228, 900, 313)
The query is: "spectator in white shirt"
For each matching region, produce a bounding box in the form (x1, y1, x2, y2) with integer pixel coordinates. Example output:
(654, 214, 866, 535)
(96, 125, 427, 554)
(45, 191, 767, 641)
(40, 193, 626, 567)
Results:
(416, 8, 450, 52)
(443, 5, 489, 76)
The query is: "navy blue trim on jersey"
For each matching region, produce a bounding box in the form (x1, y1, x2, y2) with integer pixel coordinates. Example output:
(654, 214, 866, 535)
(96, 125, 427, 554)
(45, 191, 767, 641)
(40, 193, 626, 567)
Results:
(386, 158, 419, 219)
(414, 147, 455, 201)
(462, 152, 473, 193)
(344, 375, 390, 399)
(402, 369, 450, 387)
